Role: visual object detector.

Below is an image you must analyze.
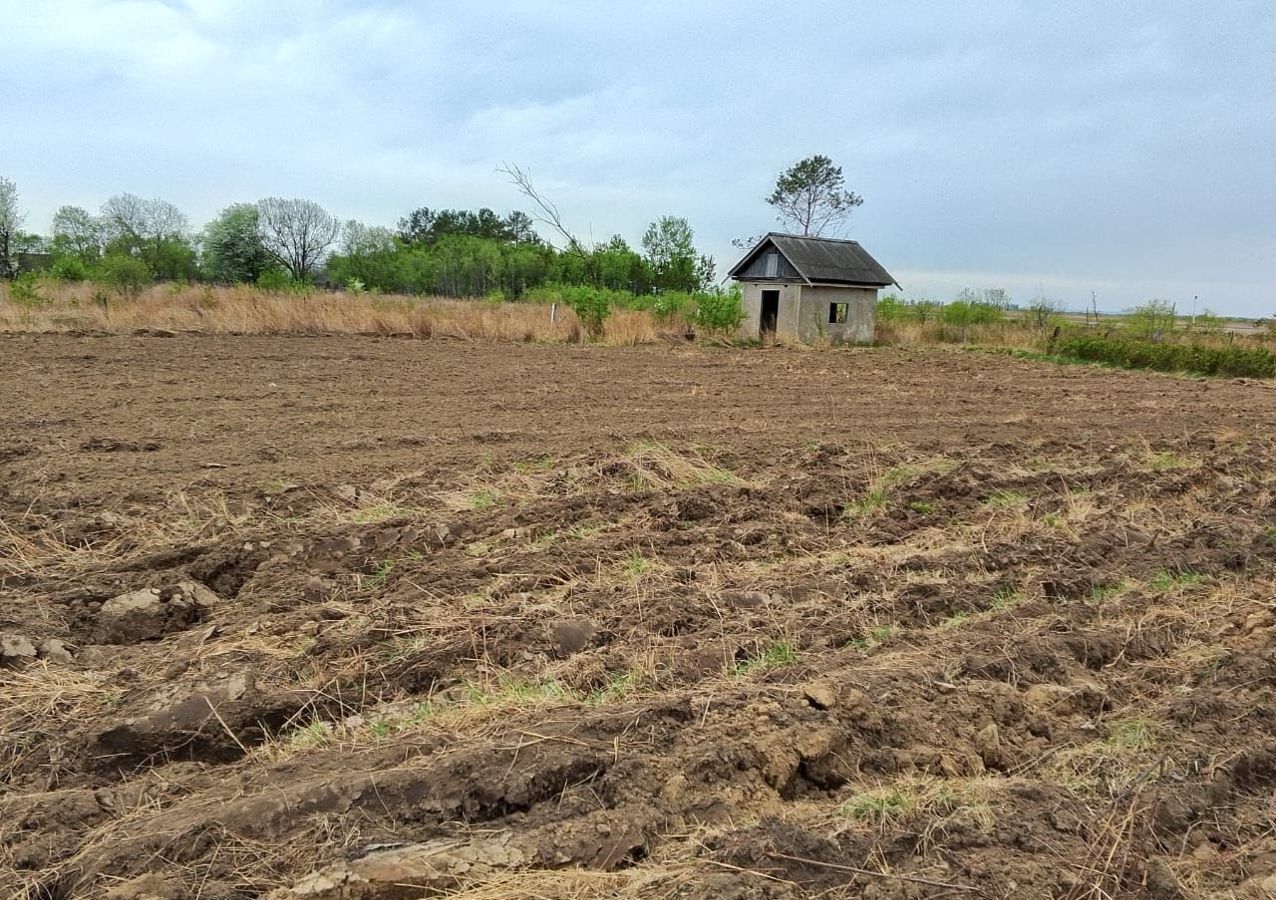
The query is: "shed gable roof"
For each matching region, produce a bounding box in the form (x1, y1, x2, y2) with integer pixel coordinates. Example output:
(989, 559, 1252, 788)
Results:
(728, 233, 897, 287)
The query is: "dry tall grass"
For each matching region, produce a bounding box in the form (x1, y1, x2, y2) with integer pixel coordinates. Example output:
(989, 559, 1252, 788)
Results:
(0, 281, 667, 346)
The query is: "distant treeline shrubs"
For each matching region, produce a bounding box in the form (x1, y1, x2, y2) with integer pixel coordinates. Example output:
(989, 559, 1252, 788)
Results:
(1052, 335, 1275, 378)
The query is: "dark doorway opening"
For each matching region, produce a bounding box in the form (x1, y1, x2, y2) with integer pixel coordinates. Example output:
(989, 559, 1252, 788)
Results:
(760, 290, 780, 336)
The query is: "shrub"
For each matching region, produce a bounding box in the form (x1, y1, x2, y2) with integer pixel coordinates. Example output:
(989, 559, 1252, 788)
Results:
(94, 254, 151, 298)
(49, 256, 89, 282)
(877, 295, 941, 323)
(941, 299, 1003, 341)
(652, 292, 691, 322)
(7, 272, 45, 306)
(691, 286, 744, 334)
(257, 268, 313, 296)
(563, 286, 611, 339)
(1053, 335, 1275, 378)
(1125, 300, 1177, 339)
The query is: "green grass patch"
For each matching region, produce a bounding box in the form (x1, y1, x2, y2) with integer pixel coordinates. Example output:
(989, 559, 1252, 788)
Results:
(1087, 580, 1127, 604)
(838, 786, 918, 827)
(847, 625, 895, 653)
(733, 640, 798, 676)
(349, 503, 420, 524)
(466, 489, 501, 510)
(983, 489, 1027, 508)
(1147, 450, 1191, 471)
(1104, 719, 1155, 751)
(908, 499, 937, 514)
(1148, 570, 1205, 592)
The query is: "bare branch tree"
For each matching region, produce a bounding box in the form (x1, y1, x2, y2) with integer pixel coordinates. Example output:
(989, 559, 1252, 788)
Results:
(256, 197, 341, 280)
(497, 163, 590, 261)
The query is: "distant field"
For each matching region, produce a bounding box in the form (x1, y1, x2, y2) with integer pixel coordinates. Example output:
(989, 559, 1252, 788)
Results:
(2, 335, 1275, 898)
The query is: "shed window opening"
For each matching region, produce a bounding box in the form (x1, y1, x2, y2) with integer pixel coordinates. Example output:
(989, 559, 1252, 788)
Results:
(763, 252, 779, 277)
(828, 303, 849, 325)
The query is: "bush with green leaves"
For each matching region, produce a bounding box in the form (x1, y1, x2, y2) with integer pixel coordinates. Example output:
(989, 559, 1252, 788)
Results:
(691, 286, 745, 334)
(563, 285, 612, 339)
(940, 299, 1003, 341)
(876, 294, 942, 322)
(49, 255, 89, 282)
(1125, 300, 1177, 339)
(94, 254, 151, 298)
(652, 292, 692, 322)
(256, 267, 313, 296)
(1053, 335, 1275, 378)
(6, 272, 45, 306)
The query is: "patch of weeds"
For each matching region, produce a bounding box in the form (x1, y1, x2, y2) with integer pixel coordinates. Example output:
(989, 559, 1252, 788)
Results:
(848, 625, 894, 653)
(846, 487, 888, 517)
(733, 640, 798, 676)
(1105, 719, 1155, 751)
(1042, 513, 1063, 528)
(1147, 450, 1191, 472)
(983, 489, 1027, 508)
(366, 558, 396, 588)
(365, 718, 395, 739)
(466, 678, 570, 706)
(623, 550, 651, 579)
(283, 720, 332, 750)
(938, 611, 969, 630)
(1149, 569, 1205, 592)
(585, 671, 641, 705)
(349, 504, 420, 524)
(512, 454, 556, 473)
(989, 586, 1024, 611)
(1088, 580, 1127, 604)
(838, 786, 917, 828)
(1265, 525, 1276, 544)
(846, 462, 951, 519)
(466, 489, 500, 510)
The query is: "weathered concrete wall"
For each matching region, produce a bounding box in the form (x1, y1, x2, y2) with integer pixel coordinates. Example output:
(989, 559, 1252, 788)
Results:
(739, 281, 804, 340)
(796, 286, 877, 344)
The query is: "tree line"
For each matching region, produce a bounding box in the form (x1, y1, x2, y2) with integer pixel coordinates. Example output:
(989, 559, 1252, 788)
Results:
(0, 176, 719, 299)
(0, 155, 870, 299)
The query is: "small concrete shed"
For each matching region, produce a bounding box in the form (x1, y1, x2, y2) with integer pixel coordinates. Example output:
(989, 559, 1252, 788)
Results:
(728, 233, 897, 344)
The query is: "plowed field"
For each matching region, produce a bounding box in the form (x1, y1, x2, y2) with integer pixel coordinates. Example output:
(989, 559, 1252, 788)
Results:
(2, 334, 1275, 899)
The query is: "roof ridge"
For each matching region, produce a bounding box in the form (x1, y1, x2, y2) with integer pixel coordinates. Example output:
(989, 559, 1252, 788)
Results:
(769, 232, 863, 246)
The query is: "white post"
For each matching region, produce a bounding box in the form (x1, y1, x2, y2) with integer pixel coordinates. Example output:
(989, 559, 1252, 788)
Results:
(550, 302, 557, 324)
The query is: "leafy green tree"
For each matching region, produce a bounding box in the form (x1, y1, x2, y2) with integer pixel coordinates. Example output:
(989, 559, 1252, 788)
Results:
(592, 234, 653, 294)
(95, 253, 152, 297)
(100, 193, 196, 280)
(642, 216, 711, 293)
(0, 176, 24, 278)
(50, 205, 105, 263)
(201, 203, 272, 283)
(767, 155, 863, 236)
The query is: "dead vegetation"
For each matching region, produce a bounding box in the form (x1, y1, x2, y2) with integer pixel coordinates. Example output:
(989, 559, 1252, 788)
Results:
(0, 280, 666, 346)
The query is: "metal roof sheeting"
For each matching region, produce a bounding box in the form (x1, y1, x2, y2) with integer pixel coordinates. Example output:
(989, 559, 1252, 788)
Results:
(728, 233, 896, 287)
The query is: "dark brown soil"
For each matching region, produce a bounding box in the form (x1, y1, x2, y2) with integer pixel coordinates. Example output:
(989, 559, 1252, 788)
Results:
(2, 334, 1275, 899)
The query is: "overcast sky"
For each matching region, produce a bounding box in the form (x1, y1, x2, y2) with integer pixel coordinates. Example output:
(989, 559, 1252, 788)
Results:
(4, 0, 1274, 314)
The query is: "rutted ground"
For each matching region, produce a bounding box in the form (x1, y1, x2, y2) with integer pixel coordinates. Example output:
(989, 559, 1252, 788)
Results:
(1, 335, 1275, 899)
